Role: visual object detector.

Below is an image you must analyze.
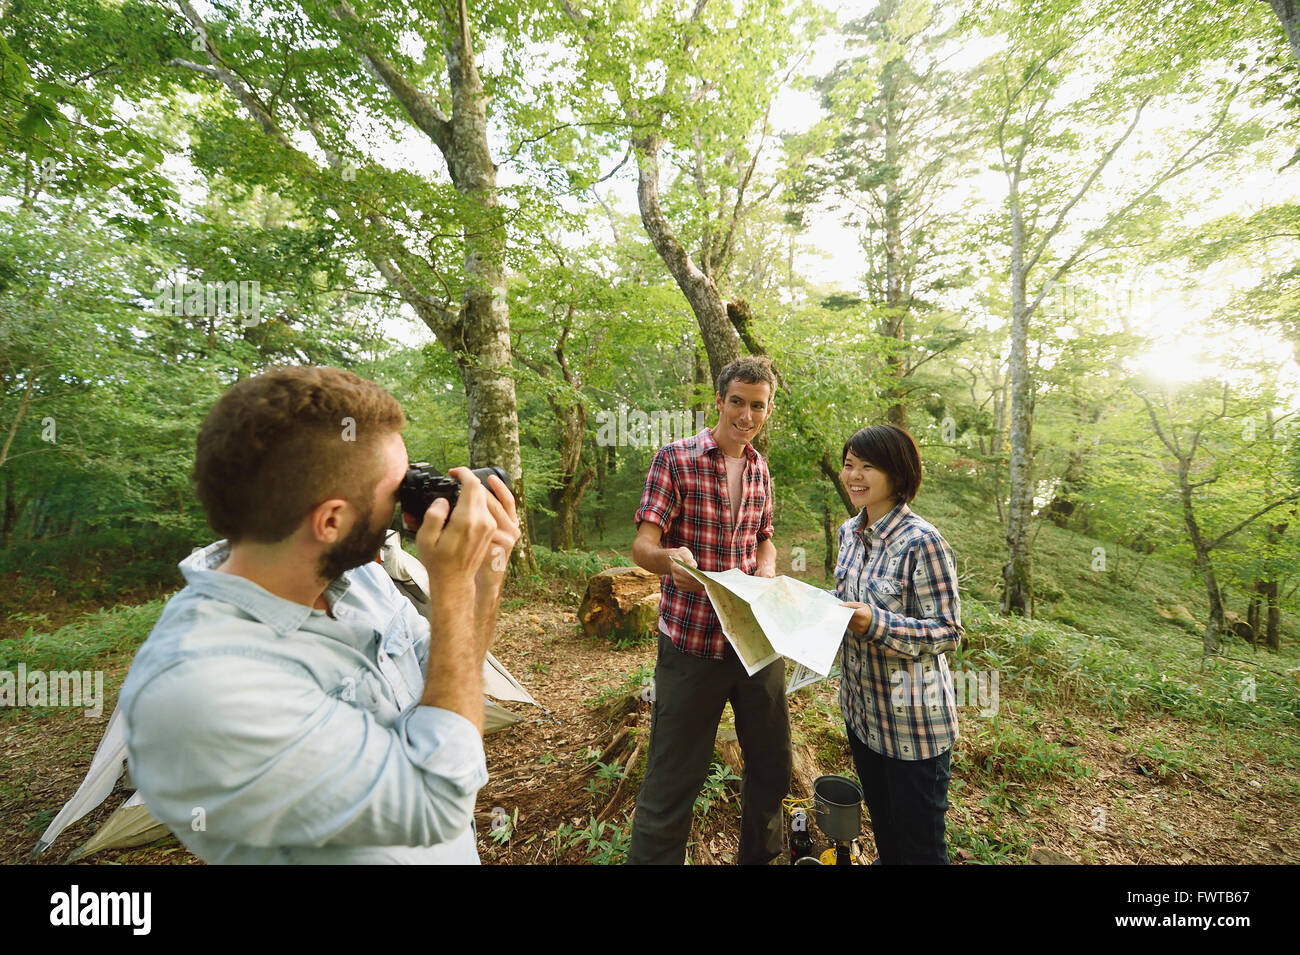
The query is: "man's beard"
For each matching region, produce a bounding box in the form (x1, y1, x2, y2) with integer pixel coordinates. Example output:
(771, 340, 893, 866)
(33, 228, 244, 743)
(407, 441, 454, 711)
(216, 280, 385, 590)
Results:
(317, 503, 391, 583)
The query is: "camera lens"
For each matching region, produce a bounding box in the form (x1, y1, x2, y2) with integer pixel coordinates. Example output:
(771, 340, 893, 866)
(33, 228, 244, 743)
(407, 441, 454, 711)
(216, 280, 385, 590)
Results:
(399, 464, 510, 531)
(471, 466, 511, 491)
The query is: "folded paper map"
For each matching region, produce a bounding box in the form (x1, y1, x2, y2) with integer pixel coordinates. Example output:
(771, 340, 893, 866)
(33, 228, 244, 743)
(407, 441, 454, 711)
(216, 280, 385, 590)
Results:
(671, 558, 854, 681)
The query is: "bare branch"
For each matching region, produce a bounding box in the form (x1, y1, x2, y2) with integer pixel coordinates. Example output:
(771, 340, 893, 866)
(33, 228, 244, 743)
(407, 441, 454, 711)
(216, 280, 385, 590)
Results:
(499, 119, 631, 166)
(595, 142, 632, 185)
(633, 133, 714, 297)
(1134, 386, 1181, 458)
(1209, 491, 1300, 551)
(714, 100, 774, 279)
(167, 30, 294, 149)
(371, 252, 459, 343)
(1025, 94, 1153, 277)
(1030, 77, 1246, 314)
(329, 1, 453, 156)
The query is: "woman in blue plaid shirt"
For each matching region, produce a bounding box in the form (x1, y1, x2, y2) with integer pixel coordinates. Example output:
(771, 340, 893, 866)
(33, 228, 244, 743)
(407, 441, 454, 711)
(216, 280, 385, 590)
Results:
(834, 424, 964, 864)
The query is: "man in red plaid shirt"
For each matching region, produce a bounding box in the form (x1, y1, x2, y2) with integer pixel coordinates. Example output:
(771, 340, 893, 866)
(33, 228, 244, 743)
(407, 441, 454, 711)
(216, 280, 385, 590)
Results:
(626, 356, 791, 865)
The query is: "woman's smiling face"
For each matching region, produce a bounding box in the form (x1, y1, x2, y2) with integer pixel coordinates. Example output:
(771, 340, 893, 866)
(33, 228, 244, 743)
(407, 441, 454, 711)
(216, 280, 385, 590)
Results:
(841, 449, 895, 518)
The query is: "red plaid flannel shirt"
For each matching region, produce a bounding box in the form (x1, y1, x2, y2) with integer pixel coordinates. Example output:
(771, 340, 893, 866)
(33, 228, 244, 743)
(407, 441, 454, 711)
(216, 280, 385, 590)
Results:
(634, 428, 775, 660)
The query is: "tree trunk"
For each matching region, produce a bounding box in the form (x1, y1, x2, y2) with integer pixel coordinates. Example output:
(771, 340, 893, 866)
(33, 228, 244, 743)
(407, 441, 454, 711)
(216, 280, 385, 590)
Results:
(991, 357, 1009, 455)
(1046, 444, 1087, 529)
(1247, 580, 1280, 651)
(1002, 185, 1034, 616)
(32, 496, 48, 539)
(437, 2, 535, 573)
(692, 346, 711, 413)
(1265, 584, 1281, 651)
(1264, 519, 1286, 650)
(0, 367, 36, 472)
(882, 68, 908, 431)
(823, 499, 835, 576)
(519, 308, 596, 553)
(594, 445, 608, 541)
(1199, 560, 1225, 656)
(1, 471, 16, 547)
(632, 132, 742, 382)
(547, 396, 595, 551)
(1181, 483, 1223, 655)
(1247, 592, 1261, 646)
(1269, 0, 1300, 66)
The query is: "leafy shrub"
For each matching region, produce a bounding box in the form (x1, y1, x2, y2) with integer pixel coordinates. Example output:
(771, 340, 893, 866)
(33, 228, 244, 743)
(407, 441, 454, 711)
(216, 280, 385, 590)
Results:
(533, 547, 608, 583)
(0, 599, 166, 671)
(1, 526, 200, 603)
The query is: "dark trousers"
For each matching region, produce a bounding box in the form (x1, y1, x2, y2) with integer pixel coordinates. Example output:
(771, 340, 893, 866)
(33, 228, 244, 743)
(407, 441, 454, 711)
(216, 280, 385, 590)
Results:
(627, 634, 792, 865)
(846, 723, 952, 865)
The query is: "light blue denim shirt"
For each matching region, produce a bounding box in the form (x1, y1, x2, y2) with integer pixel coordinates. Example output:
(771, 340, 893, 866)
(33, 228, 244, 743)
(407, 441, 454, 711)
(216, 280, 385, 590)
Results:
(117, 540, 488, 864)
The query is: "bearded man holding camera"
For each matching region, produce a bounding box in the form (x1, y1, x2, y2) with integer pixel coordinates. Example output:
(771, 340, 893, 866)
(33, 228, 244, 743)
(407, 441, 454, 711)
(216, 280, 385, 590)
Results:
(118, 365, 519, 864)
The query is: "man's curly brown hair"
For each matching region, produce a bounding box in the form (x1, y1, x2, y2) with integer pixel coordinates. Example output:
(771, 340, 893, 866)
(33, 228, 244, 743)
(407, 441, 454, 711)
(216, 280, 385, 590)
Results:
(715, 355, 777, 401)
(193, 366, 406, 543)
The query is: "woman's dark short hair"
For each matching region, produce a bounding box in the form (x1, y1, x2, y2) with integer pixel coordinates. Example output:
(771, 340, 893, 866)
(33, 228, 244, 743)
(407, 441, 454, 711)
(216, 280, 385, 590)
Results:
(841, 424, 923, 504)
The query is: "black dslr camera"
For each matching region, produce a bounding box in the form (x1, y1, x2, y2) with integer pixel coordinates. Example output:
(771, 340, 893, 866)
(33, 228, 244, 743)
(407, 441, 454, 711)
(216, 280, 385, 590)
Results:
(399, 463, 510, 529)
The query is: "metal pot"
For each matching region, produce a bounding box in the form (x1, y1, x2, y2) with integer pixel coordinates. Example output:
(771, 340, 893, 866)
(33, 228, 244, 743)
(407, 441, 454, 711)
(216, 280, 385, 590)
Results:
(813, 774, 863, 844)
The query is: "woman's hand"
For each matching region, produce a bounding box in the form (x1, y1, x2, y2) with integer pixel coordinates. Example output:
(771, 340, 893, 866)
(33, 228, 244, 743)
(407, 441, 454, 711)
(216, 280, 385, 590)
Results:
(840, 600, 874, 636)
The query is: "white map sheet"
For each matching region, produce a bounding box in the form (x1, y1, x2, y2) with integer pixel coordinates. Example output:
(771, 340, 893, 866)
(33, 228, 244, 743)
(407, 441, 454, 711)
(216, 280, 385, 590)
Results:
(671, 558, 854, 678)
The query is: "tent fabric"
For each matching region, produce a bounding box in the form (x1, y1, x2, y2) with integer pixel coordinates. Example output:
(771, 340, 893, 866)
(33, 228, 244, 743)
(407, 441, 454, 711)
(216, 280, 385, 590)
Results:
(33, 535, 536, 859)
(484, 700, 522, 734)
(31, 704, 130, 858)
(483, 653, 537, 706)
(67, 792, 171, 861)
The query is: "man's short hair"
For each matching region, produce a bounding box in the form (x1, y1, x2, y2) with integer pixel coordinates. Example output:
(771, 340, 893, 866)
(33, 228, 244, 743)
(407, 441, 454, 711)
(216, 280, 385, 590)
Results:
(715, 355, 777, 402)
(193, 366, 406, 543)
(842, 424, 923, 504)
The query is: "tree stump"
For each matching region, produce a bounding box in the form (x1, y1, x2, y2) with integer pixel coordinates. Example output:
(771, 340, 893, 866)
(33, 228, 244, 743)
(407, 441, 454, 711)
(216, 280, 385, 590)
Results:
(716, 729, 744, 785)
(1223, 610, 1254, 642)
(790, 744, 822, 799)
(578, 566, 661, 643)
(715, 727, 821, 799)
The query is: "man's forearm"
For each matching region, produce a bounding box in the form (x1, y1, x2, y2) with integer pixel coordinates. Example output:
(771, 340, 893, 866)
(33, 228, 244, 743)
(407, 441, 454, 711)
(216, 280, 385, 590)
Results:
(421, 582, 485, 734)
(473, 574, 503, 658)
(756, 538, 777, 576)
(633, 537, 679, 577)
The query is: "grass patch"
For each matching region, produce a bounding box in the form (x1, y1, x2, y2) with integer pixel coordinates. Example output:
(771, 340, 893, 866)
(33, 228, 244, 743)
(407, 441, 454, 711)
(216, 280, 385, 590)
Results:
(955, 712, 1088, 784)
(583, 664, 654, 709)
(0, 599, 164, 675)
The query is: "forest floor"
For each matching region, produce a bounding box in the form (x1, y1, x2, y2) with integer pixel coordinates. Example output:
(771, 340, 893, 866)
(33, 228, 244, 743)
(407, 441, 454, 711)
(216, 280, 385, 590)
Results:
(3, 575, 1298, 866)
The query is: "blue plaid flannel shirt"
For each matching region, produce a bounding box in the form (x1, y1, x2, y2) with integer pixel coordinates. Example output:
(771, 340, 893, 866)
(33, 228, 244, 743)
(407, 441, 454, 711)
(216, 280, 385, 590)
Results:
(835, 503, 964, 760)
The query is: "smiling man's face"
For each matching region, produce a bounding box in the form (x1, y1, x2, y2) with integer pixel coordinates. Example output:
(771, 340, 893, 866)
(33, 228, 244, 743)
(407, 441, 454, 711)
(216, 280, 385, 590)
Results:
(714, 379, 773, 451)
